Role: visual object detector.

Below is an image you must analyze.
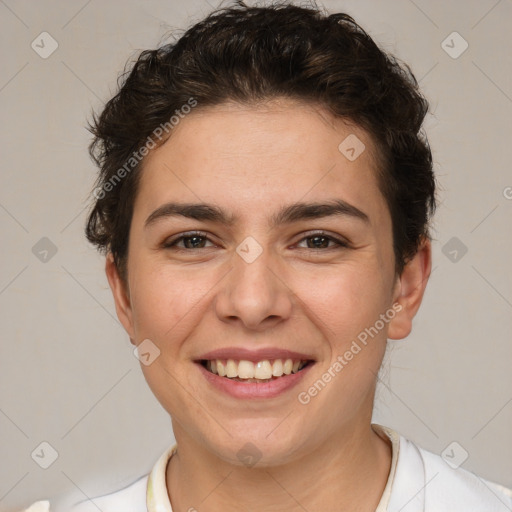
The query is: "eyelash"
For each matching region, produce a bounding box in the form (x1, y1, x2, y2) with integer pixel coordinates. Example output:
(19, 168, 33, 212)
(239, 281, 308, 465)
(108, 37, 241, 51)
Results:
(162, 230, 349, 251)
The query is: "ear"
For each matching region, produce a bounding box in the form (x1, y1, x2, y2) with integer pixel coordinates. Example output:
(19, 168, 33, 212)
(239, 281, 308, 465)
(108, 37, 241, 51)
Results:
(105, 252, 136, 344)
(387, 238, 432, 340)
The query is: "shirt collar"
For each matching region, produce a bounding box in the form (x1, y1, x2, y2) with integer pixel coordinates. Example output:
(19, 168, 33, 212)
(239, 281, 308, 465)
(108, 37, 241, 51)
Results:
(372, 424, 401, 512)
(147, 444, 177, 512)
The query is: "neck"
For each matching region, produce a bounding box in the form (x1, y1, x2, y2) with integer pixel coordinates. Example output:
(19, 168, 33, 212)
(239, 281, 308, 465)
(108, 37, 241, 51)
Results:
(166, 420, 392, 512)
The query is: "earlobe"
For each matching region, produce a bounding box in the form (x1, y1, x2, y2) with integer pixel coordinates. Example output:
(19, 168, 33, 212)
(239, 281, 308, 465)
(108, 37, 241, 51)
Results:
(387, 238, 432, 340)
(105, 253, 136, 342)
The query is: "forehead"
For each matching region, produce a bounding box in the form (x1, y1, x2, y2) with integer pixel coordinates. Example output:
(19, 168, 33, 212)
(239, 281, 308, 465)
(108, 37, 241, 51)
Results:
(135, 99, 387, 223)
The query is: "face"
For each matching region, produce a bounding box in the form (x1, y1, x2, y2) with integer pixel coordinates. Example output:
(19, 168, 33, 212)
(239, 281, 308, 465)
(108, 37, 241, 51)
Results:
(107, 99, 430, 466)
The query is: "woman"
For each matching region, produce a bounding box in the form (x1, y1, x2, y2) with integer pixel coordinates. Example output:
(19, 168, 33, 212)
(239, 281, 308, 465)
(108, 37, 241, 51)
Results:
(25, 1, 512, 510)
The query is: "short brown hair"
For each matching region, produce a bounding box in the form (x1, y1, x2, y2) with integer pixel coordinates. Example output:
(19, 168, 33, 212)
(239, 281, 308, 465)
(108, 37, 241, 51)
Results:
(85, 1, 436, 280)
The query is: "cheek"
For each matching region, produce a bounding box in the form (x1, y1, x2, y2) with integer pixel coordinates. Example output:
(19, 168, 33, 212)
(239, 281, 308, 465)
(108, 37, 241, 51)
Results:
(127, 264, 187, 342)
(127, 260, 222, 347)
(295, 263, 391, 338)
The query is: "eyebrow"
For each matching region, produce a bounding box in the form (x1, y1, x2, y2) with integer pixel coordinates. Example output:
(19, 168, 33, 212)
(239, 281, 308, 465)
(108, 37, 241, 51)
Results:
(144, 199, 369, 229)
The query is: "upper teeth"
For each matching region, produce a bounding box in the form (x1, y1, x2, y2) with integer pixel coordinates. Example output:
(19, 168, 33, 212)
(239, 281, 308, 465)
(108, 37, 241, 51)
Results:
(206, 359, 308, 379)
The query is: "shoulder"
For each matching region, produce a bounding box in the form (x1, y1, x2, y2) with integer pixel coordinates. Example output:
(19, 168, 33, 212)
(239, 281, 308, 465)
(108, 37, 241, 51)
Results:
(69, 474, 148, 511)
(391, 433, 512, 512)
(22, 444, 177, 512)
(419, 443, 512, 511)
(23, 474, 148, 512)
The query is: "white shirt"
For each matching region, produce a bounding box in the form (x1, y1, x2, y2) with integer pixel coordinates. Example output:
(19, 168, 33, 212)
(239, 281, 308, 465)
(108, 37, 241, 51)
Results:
(25, 424, 512, 512)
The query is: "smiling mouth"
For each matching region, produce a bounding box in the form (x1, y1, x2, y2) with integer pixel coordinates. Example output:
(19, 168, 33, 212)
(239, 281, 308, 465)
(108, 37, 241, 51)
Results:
(199, 358, 313, 383)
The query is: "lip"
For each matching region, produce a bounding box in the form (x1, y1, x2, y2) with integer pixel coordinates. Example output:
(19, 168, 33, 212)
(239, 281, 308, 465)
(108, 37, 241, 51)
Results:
(196, 360, 314, 399)
(196, 347, 315, 363)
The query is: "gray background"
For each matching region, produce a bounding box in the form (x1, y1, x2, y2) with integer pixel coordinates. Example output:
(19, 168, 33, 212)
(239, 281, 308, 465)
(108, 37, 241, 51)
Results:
(0, 0, 511, 510)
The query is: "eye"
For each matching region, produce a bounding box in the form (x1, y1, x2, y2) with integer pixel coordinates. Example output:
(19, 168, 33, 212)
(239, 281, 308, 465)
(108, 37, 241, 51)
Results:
(162, 231, 215, 250)
(162, 230, 349, 251)
(295, 231, 349, 250)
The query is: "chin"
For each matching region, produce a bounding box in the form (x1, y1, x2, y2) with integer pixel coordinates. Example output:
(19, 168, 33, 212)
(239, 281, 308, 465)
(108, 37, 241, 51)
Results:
(202, 421, 309, 468)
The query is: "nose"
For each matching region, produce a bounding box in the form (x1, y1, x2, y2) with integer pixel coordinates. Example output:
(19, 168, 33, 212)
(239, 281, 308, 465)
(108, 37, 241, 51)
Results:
(214, 244, 293, 332)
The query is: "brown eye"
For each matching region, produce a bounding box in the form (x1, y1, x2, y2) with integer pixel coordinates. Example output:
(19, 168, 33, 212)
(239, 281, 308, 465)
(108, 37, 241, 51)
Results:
(163, 232, 214, 250)
(297, 232, 349, 250)
(305, 235, 331, 249)
(179, 235, 209, 249)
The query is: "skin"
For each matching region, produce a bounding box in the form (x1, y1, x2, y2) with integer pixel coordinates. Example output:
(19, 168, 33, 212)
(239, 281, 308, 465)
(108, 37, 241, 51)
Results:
(106, 98, 431, 512)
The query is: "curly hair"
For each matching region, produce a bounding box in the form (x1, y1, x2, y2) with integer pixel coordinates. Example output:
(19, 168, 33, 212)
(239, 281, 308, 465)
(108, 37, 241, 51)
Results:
(85, 0, 436, 281)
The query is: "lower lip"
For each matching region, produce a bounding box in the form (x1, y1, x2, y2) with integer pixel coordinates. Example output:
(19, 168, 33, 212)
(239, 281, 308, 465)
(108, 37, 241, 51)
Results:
(196, 362, 314, 399)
